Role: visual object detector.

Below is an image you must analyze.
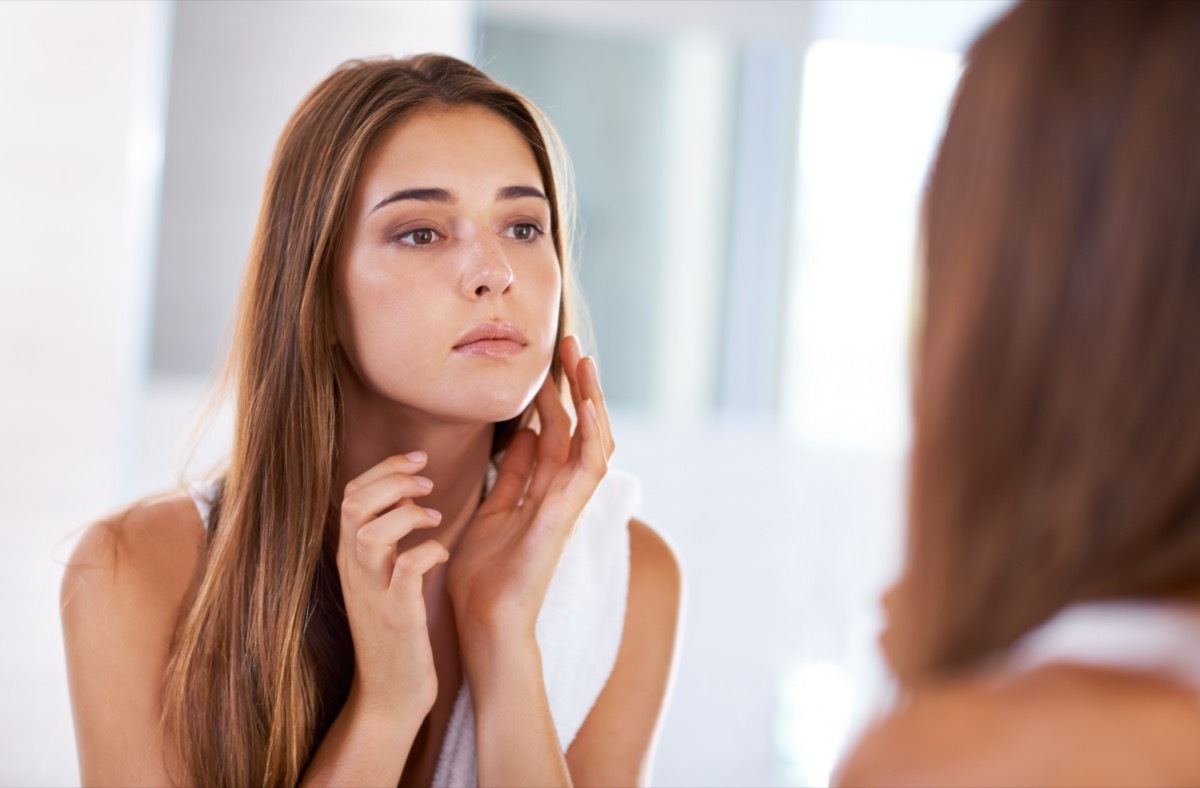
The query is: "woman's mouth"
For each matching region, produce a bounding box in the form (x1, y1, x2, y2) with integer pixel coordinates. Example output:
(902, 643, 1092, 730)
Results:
(453, 322, 528, 357)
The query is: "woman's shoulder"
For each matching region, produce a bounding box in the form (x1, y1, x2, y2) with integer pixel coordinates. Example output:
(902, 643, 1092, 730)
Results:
(835, 664, 1200, 786)
(561, 517, 681, 779)
(61, 493, 207, 783)
(620, 517, 682, 679)
(585, 467, 680, 587)
(627, 517, 681, 608)
(61, 490, 207, 631)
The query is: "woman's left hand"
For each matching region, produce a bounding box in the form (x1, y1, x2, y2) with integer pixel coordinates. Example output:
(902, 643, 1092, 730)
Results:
(446, 335, 615, 645)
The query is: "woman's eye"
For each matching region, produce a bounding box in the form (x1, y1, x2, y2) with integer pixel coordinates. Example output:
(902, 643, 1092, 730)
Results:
(506, 223, 543, 242)
(396, 228, 440, 246)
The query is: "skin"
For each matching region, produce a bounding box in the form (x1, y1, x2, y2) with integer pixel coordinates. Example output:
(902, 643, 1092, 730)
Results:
(61, 105, 682, 787)
(835, 663, 1200, 787)
(836, 586, 1200, 786)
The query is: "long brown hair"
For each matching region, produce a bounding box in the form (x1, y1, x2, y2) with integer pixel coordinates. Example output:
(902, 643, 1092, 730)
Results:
(891, 0, 1200, 687)
(161, 55, 577, 786)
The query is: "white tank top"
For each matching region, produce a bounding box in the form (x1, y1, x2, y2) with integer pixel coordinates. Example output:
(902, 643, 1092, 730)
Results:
(1003, 599, 1200, 690)
(190, 468, 639, 785)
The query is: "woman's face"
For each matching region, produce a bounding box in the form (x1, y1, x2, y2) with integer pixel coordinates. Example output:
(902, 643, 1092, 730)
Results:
(334, 104, 561, 425)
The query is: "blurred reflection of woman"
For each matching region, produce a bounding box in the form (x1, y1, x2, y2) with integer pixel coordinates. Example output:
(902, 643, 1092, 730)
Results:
(61, 55, 681, 787)
(838, 1, 1200, 784)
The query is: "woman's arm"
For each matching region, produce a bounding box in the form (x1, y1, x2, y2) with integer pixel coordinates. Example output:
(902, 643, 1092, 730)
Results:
(61, 497, 203, 785)
(461, 625, 572, 785)
(449, 337, 681, 786)
(298, 687, 430, 787)
(565, 518, 682, 786)
(464, 517, 683, 787)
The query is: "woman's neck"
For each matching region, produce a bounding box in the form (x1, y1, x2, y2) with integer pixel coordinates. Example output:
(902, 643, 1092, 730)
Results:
(334, 376, 492, 775)
(336, 394, 495, 556)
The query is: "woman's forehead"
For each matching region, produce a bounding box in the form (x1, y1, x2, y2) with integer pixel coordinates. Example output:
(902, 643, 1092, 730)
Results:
(356, 105, 545, 203)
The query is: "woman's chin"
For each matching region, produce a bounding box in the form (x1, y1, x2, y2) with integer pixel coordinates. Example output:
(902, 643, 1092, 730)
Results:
(482, 398, 537, 426)
(442, 389, 536, 426)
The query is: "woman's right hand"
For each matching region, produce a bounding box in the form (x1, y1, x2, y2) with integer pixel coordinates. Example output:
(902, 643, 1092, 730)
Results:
(336, 451, 447, 719)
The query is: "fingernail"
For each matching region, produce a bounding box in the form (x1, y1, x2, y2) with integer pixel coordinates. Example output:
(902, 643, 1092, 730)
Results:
(415, 476, 433, 489)
(424, 507, 442, 521)
(586, 398, 597, 419)
(406, 450, 427, 462)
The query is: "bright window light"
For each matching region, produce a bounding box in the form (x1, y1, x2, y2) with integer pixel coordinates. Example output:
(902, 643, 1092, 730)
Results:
(773, 659, 858, 787)
(782, 40, 962, 455)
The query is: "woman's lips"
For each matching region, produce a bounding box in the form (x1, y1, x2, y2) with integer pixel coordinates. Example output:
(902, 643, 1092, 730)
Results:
(453, 322, 528, 357)
(454, 338, 525, 357)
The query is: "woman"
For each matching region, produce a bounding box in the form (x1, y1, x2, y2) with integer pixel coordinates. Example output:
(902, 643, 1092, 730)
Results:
(61, 55, 681, 787)
(838, 0, 1200, 784)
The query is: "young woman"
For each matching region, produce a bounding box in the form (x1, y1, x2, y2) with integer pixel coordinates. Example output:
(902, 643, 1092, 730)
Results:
(838, 1, 1200, 784)
(61, 55, 681, 787)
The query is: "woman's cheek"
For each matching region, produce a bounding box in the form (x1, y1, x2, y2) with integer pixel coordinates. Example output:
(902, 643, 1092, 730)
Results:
(536, 262, 564, 340)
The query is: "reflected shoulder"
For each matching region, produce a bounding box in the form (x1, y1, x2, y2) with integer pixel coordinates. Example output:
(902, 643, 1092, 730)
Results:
(835, 665, 1200, 787)
(834, 682, 1006, 787)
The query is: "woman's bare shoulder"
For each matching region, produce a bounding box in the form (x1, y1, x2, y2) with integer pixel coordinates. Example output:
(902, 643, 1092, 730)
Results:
(627, 517, 682, 605)
(835, 665, 1200, 787)
(61, 491, 208, 784)
(61, 491, 206, 629)
(834, 676, 1025, 787)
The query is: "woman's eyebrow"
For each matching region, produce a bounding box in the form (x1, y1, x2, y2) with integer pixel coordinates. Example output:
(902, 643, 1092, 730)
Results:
(369, 184, 547, 215)
(370, 187, 456, 214)
(497, 185, 548, 202)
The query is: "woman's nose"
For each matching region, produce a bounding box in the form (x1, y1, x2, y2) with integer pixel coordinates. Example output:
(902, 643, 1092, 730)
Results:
(461, 238, 514, 299)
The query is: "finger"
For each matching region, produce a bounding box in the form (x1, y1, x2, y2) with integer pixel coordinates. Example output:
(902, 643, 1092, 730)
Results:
(551, 398, 608, 500)
(342, 472, 434, 527)
(579, 356, 615, 460)
(339, 472, 434, 560)
(482, 428, 537, 512)
(573, 397, 608, 486)
(565, 355, 597, 463)
(564, 355, 592, 465)
(560, 335, 585, 419)
(534, 372, 572, 465)
(343, 451, 428, 497)
(526, 401, 608, 553)
(355, 504, 442, 585)
(562, 341, 588, 463)
(528, 379, 573, 504)
(389, 538, 450, 591)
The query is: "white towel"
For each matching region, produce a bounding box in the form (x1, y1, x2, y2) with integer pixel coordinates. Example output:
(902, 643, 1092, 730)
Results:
(1005, 599, 1200, 688)
(432, 469, 638, 787)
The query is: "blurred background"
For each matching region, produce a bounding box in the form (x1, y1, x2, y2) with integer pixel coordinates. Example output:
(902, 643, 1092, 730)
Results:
(0, 1, 1009, 784)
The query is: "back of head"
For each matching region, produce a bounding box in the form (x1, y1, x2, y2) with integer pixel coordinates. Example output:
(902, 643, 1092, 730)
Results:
(892, 0, 1200, 686)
